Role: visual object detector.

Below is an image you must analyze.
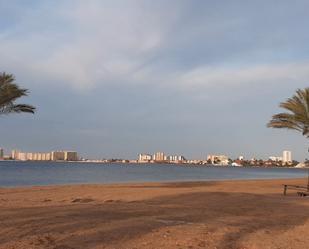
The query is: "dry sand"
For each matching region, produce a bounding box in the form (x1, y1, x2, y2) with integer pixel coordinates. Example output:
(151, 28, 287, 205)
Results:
(0, 178, 308, 249)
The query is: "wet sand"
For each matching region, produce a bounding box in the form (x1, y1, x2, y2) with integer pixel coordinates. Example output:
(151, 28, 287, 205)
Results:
(0, 178, 308, 249)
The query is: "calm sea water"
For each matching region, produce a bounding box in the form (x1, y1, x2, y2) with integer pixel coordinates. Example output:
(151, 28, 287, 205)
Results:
(0, 161, 307, 187)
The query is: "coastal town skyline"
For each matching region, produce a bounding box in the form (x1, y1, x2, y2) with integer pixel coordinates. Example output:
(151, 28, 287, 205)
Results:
(1, 1, 309, 161)
(0, 147, 294, 166)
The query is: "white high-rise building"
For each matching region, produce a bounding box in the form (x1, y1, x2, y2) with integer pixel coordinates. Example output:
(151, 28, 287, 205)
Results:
(168, 155, 186, 162)
(64, 151, 78, 161)
(153, 152, 165, 162)
(51, 151, 65, 161)
(283, 151, 292, 163)
(10, 150, 77, 161)
(138, 154, 152, 163)
(11, 150, 20, 160)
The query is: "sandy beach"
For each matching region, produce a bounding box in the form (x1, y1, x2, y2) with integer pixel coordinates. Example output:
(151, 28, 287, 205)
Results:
(0, 178, 308, 249)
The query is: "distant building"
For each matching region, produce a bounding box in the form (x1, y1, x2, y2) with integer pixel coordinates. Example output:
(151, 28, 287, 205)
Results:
(11, 150, 52, 161)
(168, 155, 186, 163)
(283, 150, 292, 164)
(139, 152, 186, 163)
(153, 152, 165, 162)
(64, 151, 78, 161)
(18, 152, 27, 161)
(10, 150, 78, 161)
(138, 154, 152, 163)
(11, 150, 20, 160)
(51, 151, 65, 161)
(51, 151, 78, 161)
(27, 152, 33, 160)
(207, 155, 229, 165)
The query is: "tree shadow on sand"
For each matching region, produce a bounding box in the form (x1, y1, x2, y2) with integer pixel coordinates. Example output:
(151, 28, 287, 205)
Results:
(0, 191, 308, 249)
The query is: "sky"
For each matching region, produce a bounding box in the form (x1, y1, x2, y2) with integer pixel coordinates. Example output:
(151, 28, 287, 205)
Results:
(1, 0, 309, 161)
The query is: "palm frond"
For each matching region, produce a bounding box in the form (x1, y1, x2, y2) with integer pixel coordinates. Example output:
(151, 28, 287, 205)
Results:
(0, 104, 35, 114)
(0, 84, 29, 107)
(268, 88, 309, 138)
(267, 113, 303, 131)
(0, 72, 36, 115)
(0, 72, 15, 86)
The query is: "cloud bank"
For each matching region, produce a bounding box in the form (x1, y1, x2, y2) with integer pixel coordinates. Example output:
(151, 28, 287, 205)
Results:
(1, 0, 308, 91)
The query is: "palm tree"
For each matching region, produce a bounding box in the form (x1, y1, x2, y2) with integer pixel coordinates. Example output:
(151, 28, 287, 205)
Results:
(268, 88, 309, 189)
(268, 88, 309, 135)
(0, 72, 35, 115)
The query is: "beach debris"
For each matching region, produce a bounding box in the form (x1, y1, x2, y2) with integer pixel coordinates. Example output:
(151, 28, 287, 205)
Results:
(71, 198, 94, 203)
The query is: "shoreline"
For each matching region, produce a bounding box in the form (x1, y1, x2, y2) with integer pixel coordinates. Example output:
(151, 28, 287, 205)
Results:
(0, 176, 306, 189)
(1, 160, 307, 168)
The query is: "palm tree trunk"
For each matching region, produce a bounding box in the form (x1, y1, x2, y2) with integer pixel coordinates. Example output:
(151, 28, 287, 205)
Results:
(307, 168, 309, 190)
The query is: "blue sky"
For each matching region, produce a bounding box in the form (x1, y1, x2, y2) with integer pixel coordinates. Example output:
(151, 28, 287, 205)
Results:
(1, 0, 309, 160)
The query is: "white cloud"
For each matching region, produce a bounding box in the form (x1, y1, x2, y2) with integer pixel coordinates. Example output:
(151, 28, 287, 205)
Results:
(178, 63, 309, 90)
(1, 1, 309, 93)
(0, 1, 179, 89)
(127, 62, 309, 95)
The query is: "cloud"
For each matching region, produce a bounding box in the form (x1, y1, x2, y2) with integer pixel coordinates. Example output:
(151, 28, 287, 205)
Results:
(0, 1, 183, 89)
(0, 0, 309, 92)
(177, 62, 309, 90)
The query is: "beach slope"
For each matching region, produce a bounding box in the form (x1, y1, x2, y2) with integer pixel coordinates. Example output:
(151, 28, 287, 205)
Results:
(0, 178, 308, 249)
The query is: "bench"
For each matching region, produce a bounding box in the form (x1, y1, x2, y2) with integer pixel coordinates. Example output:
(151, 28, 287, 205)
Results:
(297, 191, 309, 197)
(283, 184, 308, 195)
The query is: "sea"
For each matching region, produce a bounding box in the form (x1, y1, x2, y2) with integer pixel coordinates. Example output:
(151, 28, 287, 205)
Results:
(0, 161, 307, 187)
